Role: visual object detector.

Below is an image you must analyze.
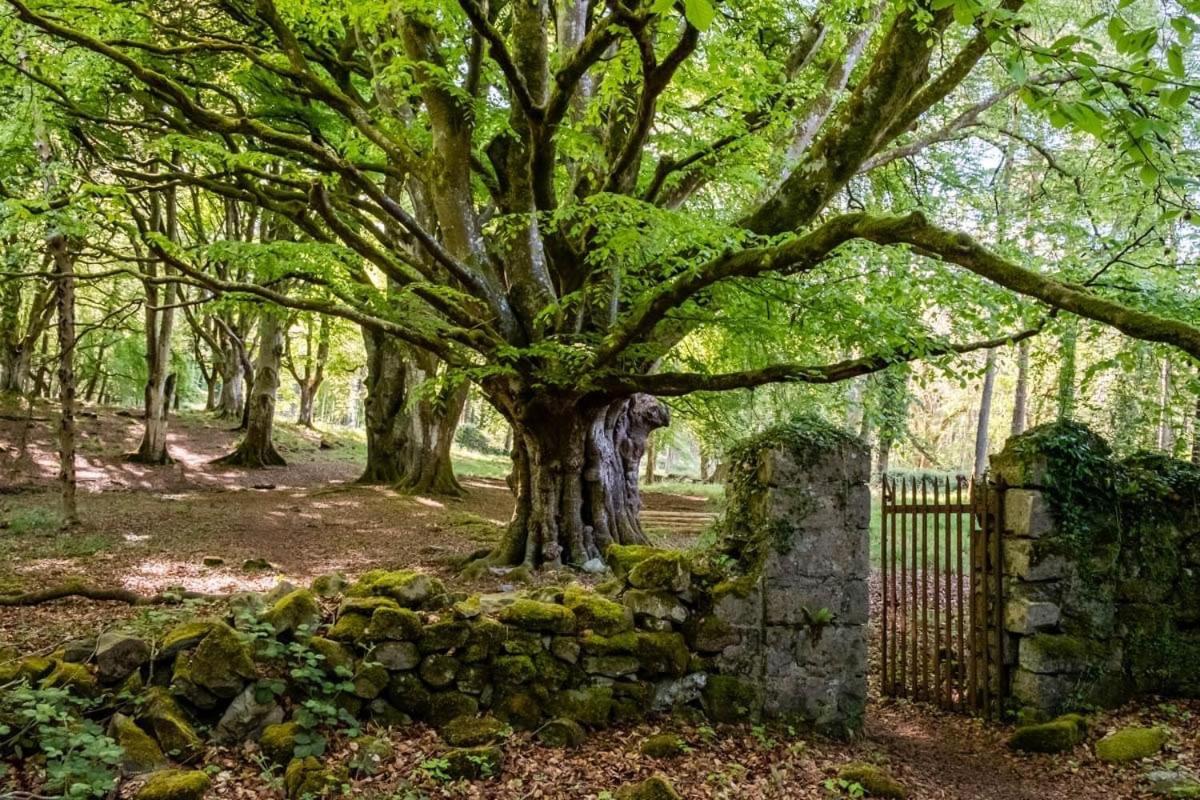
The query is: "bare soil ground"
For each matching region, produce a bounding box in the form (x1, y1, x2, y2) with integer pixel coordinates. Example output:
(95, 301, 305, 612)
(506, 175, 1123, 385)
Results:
(1, 404, 1196, 800)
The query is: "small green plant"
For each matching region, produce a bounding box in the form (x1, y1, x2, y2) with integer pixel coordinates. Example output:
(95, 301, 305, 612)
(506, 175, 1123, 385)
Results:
(822, 778, 866, 798)
(417, 757, 452, 783)
(465, 752, 496, 778)
(0, 682, 124, 799)
(2, 506, 62, 535)
(750, 724, 777, 749)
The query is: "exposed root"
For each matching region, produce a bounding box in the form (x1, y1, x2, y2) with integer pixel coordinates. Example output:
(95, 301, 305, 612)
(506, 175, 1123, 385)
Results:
(0, 582, 222, 607)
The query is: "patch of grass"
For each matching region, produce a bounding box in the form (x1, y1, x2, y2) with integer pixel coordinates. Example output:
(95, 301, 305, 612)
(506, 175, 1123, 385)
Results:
(452, 449, 511, 479)
(440, 510, 505, 543)
(3, 506, 62, 535)
(643, 481, 724, 503)
(52, 534, 113, 558)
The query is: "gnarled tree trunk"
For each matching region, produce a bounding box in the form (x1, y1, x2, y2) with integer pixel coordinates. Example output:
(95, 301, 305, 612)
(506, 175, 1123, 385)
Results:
(489, 392, 669, 567)
(215, 312, 284, 467)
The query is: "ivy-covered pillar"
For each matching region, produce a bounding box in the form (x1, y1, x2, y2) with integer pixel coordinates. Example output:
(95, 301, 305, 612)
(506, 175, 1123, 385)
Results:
(709, 418, 870, 737)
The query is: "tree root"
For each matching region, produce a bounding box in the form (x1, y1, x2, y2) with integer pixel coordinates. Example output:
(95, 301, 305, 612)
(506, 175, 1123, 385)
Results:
(0, 582, 222, 607)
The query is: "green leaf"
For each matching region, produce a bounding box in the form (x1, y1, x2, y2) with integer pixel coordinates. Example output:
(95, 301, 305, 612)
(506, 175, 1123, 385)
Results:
(683, 0, 714, 30)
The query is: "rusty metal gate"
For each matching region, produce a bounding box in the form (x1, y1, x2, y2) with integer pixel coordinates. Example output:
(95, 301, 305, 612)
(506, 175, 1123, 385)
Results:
(879, 474, 1007, 718)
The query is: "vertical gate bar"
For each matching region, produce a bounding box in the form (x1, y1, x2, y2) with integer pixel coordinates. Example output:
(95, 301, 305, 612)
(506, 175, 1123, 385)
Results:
(911, 476, 919, 699)
(921, 477, 929, 701)
(944, 475, 953, 708)
(968, 478, 980, 714)
(932, 477, 941, 707)
(993, 480, 1005, 717)
(891, 481, 899, 694)
(980, 479, 992, 719)
(956, 477, 966, 711)
(881, 477, 889, 695)
(899, 476, 908, 695)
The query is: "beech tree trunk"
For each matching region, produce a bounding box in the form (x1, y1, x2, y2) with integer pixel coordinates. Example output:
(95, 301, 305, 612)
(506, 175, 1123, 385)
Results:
(1192, 393, 1200, 466)
(50, 233, 78, 525)
(1011, 338, 1029, 436)
(489, 393, 669, 567)
(358, 328, 465, 494)
(215, 313, 284, 467)
(131, 291, 178, 464)
(1057, 318, 1078, 421)
(973, 349, 997, 477)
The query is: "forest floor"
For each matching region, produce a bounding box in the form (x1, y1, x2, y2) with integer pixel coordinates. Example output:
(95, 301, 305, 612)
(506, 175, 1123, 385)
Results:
(1, 403, 1197, 800)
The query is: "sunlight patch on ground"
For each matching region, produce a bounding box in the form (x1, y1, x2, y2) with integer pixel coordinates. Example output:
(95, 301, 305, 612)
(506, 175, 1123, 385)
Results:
(122, 559, 280, 594)
(414, 496, 445, 508)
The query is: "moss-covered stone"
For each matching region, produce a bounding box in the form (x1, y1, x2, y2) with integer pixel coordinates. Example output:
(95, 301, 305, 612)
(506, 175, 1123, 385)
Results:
(1007, 714, 1088, 754)
(347, 570, 445, 608)
(308, 637, 354, 676)
(498, 599, 577, 634)
(416, 620, 470, 654)
(139, 688, 202, 760)
(109, 713, 166, 774)
(684, 615, 739, 653)
(363, 606, 423, 642)
(462, 617, 507, 662)
(627, 552, 691, 593)
(259, 721, 302, 765)
(613, 774, 681, 800)
(338, 596, 402, 616)
(419, 654, 460, 688)
(550, 686, 613, 727)
(283, 756, 345, 799)
(351, 662, 390, 699)
(580, 631, 639, 656)
(347, 735, 394, 777)
(836, 763, 907, 799)
(453, 595, 483, 620)
(500, 629, 544, 655)
(493, 691, 542, 730)
(41, 660, 99, 697)
(386, 673, 432, 720)
(623, 590, 688, 624)
(639, 733, 687, 758)
(606, 545, 667, 578)
(701, 675, 757, 723)
(440, 715, 508, 747)
(159, 622, 217, 658)
(1095, 726, 1169, 763)
(427, 691, 480, 728)
(134, 769, 211, 800)
(583, 655, 640, 678)
(171, 622, 256, 709)
(537, 717, 586, 747)
(563, 585, 633, 636)
(310, 573, 348, 598)
(326, 613, 370, 643)
(634, 632, 689, 677)
(367, 699, 412, 727)
(492, 654, 536, 686)
(443, 745, 503, 780)
(262, 589, 321, 637)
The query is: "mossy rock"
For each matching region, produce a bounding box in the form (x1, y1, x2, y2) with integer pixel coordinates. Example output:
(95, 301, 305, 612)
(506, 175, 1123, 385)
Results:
(684, 615, 739, 653)
(550, 686, 613, 727)
(386, 673, 432, 720)
(444, 745, 503, 780)
(367, 698, 412, 727)
(498, 599, 577, 634)
(606, 545, 667, 578)
(109, 713, 166, 774)
(283, 756, 345, 799)
(308, 637, 354, 676)
(537, 717, 586, 747)
(634, 632, 690, 677)
(580, 631, 639, 656)
(348, 570, 445, 608)
(583, 655, 640, 678)
(639, 733, 687, 758)
(326, 612, 370, 643)
(462, 617, 507, 662)
(420, 620, 471, 653)
(347, 735, 394, 777)
(453, 595, 483, 619)
(427, 691, 480, 728)
(41, 660, 99, 697)
(14, 656, 55, 683)
(310, 572, 349, 598)
(500, 629, 544, 656)
(701, 675, 758, 723)
(613, 774, 681, 800)
(339, 596, 402, 616)
(563, 585, 633, 636)
(363, 606, 423, 641)
(138, 688, 203, 760)
(623, 590, 688, 624)
(1007, 714, 1088, 754)
(352, 662, 390, 699)
(1095, 726, 1169, 763)
(493, 654, 537, 686)
(171, 622, 256, 709)
(419, 654, 460, 688)
(262, 589, 321, 637)
(259, 721, 302, 765)
(440, 715, 508, 747)
(493, 691, 542, 730)
(242, 558, 274, 572)
(627, 552, 691, 593)
(134, 769, 212, 800)
(836, 763, 908, 799)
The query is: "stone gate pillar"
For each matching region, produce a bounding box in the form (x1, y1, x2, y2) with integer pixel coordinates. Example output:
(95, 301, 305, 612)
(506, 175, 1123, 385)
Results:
(711, 419, 870, 737)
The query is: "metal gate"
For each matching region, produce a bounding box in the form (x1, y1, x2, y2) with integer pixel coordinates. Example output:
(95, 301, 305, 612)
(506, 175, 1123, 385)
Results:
(879, 474, 1007, 718)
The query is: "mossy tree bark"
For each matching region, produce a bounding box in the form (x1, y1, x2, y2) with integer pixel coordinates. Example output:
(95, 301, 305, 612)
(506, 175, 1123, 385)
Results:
(215, 311, 285, 467)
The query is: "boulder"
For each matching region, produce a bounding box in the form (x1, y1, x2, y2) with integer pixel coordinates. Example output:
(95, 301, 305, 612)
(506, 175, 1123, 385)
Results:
(311, 573, 349, 598)
(498, 599, 577, 634)
(138, 688, 203, 760)
(348, 570, 444, 608)
(550, 686, 613, 727)
(537, 718, 586, 748)
(427, 691, 479, 728)
(1007, 714, 1088, 754)
(443, 745, 503, 780)
(563, 586, 633, 636)
(109, 713, 166, 774)
(41, 660, 99, 697)
(639, 733, 687, 758)
(1096, 726, 1169, 763)
(622, 590, 687, 625)
(351, 663, 390, 699)
(159, 621, 217, 659)
(62, 637, 97, 663)
(214, 683, 284, 743)
(627, 552, 691, 593)
(613, 774, 681, 800)
(262, 589, 321, 637)
(171, 622, 256, 709)
(283, 756, 345, 799)
(440, 715, 508, 747)
(363, 606, 423, 641)
(836, 763, 908, 799)
(259, 721, 301, 765)
(95, 632, 151, 684)
(1146, 769, 1200, 798)
(371, 641, 420, 671)
(419, 621, 471, 653)
(134, 769, 211, 800)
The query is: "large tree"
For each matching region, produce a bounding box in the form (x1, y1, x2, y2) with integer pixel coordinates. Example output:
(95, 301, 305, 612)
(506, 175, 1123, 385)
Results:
(7, 0, 1199, 566)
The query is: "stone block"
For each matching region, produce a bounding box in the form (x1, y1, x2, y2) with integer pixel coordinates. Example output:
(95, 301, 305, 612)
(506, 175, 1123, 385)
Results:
(763, 575, 868, 627)
(1005, 598, 1061, 634)
(1004, 539, 1067, 582)
(1005, 490, 1054, 538)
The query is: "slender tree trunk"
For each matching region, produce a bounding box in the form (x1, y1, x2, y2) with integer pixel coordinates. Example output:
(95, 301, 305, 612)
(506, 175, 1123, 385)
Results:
(488, 393, 669, 567)
(293, 315, 329, 428)
(643, 434, 657, 485)
(1056, 318, 1078, 422)
(1157, 356, 1173, 452)
(215, 313, 285, 467)
(50, 234, 79, 525)
(874, 367, 910, 478)
(1192, 393, 1200, 466)
(973, 349, 997, 477)
(1011, 338, 1029, 436)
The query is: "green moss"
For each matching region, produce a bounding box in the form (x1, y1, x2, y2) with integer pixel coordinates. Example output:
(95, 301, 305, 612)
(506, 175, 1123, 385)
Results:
(363, 606, 423, 641)
(283, 756, 344, 799)
(338, 596, 402, 615)
(259, 721, 301, 765)
(613, 774, 682, 800)
(493, 654, 536, 685)
(1095, 726, 1169, 763)
(493, 691, 542, 730)
(262, 589, 321, 637)
(563, 585, 633, 636)
(580, 631, 639, 656)
(440, 715, 508, 747)
(836, 763, 907, 799)
(453, 595, 483, 619)
(326, 612, 370, 643)
(420, 620, 471, 653)
(41, 660, 98, 697)
(110, 713, 166, 774)
(14, 656, 54, 683)
(443, 745, 503, 780)
(1007, 714, 1088, 753)
(462, 618, 506, 662)
(310, 572, 349, 598)
(701, 675, 758, 723)
(639, 733, 686, 758)
(684, 615, 738, 653)
(537, 717, 586, 747)
(347, 570, 444, 608)
(352, 662, 390, 699)
(159, 622, 217, 657)
(627, 552, 691, 593)
(418, 654, 460, 687)
(634, 632, 689, 677)
(498, 599, 577, 634)
(427, 691, 479, 728)
(347, 735, 394, 777)
(386, 673, 432, 720)
(171, 622, 256, 708)
(606, 544, 667, 577)
(308, 637, 354, 675)
(550, 686, 613, 727)
(134, 769, 211, 800)
(139, 688, 203, 760)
